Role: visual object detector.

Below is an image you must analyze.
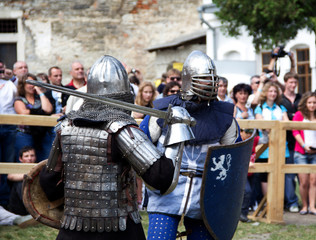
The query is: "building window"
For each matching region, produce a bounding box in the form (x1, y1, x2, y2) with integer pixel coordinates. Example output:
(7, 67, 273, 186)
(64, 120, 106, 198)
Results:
(261, 52, 271, 73)
(296, 48, 311, 94)
(0, 43, 17, 69)
(0, 19, 18, 33)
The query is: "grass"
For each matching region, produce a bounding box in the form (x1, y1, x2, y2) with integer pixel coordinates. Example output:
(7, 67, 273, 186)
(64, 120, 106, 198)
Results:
(1, 212, 316, 240)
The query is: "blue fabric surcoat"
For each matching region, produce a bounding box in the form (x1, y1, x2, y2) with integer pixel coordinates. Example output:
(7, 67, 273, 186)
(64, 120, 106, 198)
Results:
(140, 95, 237, 219)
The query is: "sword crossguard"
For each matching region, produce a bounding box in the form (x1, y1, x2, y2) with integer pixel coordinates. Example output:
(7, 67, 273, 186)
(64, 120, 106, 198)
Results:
(163, 104, 196, 128)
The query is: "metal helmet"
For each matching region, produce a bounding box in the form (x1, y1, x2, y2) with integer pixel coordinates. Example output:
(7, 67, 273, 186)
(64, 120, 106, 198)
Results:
(87, 55, 130, 96)
(181, 50, 219, 101)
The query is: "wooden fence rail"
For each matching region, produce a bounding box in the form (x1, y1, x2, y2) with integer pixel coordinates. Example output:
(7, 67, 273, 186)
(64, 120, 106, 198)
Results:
(1, 114, 316, 223)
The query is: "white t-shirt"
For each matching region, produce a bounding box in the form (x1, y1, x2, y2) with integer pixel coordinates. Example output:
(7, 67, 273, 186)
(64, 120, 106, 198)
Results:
(303, 118, 316, 148)
(0, 79, 17, 114)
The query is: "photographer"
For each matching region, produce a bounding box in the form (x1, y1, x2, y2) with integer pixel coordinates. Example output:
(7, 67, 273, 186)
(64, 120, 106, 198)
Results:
(250, 46, 293, 107)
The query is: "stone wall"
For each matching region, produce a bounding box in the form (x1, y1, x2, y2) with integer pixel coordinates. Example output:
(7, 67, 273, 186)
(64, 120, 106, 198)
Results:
(1, 0, 203, 83)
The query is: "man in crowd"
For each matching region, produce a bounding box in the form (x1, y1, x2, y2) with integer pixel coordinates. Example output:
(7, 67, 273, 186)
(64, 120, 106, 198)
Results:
(157, 68, 181, 93)
(280, 72, 301, 212)
(66, 61, 86, 90)
(47, 66, 69, 115)
(12, 61, 28, 86)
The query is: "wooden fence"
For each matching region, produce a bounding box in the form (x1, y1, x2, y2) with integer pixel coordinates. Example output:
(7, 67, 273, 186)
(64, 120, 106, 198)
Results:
(1, 114, 316, 223)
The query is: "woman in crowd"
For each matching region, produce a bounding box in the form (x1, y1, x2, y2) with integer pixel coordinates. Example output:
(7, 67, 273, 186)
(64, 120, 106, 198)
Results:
(132, 81, 157, 209)
(232, 83, 254, 120)
(292, 91, 316, 215)
(254, 82, 289, 195)
(132, 81, 156, 119)
(162, 81, 181, 97)
(14, 73, 54, 163)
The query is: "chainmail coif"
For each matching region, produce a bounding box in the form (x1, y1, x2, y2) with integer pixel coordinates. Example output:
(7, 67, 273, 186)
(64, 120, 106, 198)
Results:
(67, 91, 137, 125)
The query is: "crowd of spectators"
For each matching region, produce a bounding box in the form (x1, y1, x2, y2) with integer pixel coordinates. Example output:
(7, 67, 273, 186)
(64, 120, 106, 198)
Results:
(0, 47, 315, 226)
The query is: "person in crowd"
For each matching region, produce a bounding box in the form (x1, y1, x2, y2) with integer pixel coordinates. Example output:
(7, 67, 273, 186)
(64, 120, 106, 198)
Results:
(7, 146, 36, 215)
(232, 83, 254, 120)
(0, 205, 33, 226)
(46, 66, 69, 115)
(65, 67, 91, 114)
(12, 61, 28, 86)
(129, 73, 141, 97)
(37, 72, 50, 84)
(132, 81, 157, 209)
(66, 61, 86, 90)
(38, 55, 192, 239)
(280, 72, 301, 212)
(248, 75, 263, 108)
(0, 60, 17, 207)
(62, 61, 86, 106)
(239, 128, 258, 223)
(36, 73, 52, 97)
(14, 73, 54, 162)
(141, 51, 241, 239)
(4, 68, 14, 80)
(157, 68, 181, 94)
(217, 76, 233, 102)
(254, 82, 290, 197)
(132, 81, 156, 119)
(292, 91, 316, 215)
(162, 81, 181, 97)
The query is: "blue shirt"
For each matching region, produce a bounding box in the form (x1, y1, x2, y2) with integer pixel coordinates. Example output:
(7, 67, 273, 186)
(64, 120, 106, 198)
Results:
(235, 106, 255, 119)
(255, 102, 289, 158)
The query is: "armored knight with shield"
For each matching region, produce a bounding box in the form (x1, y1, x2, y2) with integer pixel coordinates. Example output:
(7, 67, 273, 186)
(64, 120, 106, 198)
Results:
(140, 50, 250, 240)
(28, 55, 196, 240)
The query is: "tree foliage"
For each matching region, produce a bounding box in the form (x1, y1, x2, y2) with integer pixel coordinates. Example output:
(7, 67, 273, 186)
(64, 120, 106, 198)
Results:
(212, 0, 316, 51)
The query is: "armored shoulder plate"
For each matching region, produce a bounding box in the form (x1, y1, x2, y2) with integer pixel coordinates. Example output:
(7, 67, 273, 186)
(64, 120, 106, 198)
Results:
(108, 120, 133, 133)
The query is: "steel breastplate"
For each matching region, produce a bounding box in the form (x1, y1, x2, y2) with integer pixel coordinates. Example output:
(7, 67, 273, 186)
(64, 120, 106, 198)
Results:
(60, 121, 140, 232)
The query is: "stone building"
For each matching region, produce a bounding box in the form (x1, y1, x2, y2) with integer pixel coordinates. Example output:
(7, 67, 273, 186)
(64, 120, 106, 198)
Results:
(0, 0, 203, 83)
(1, 0, 314, 93)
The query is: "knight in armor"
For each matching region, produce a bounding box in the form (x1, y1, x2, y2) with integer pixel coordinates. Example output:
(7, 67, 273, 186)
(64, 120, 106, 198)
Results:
(38, 55, 195, 240)
(140, 50, 242, 240)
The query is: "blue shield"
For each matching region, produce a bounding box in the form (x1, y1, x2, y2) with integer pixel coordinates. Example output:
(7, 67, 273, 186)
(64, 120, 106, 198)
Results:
(201, 133, 255, 240)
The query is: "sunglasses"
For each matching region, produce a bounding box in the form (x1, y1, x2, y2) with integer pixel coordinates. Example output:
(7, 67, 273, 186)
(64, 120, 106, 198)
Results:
(170, 77, 181, 81)
(169, 90, 180, 94)
(253, 81, 260, 84)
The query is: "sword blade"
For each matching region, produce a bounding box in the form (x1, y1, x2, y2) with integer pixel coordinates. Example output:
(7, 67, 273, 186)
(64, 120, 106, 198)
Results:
(27, 80, 169, 120)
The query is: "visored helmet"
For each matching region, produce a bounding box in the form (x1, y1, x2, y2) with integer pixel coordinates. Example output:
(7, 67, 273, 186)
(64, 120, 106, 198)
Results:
(181, 50, 219, 101)
(87, 55, 130, 96)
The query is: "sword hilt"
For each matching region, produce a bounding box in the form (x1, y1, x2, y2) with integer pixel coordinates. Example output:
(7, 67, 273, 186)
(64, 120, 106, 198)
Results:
(163, 104, 196, 128)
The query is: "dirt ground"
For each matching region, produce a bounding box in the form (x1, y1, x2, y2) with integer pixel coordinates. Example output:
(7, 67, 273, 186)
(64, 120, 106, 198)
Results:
(283, 211, 316, 225)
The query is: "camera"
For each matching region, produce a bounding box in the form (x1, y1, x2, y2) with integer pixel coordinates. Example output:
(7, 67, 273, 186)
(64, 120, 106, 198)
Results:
(272, 46, 290, 58)
(0, 69, 4, 74)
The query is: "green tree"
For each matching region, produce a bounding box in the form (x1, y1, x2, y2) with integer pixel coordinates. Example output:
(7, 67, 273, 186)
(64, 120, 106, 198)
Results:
(212, 0, 316, 51)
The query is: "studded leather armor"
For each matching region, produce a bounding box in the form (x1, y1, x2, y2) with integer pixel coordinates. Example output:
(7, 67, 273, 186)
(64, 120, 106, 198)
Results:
(59, 119, 140, 233)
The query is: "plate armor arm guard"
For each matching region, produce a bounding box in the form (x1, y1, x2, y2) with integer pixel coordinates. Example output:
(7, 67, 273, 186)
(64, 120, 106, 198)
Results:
(114, 124, 163, 176)
(114, 107, 195, 194)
